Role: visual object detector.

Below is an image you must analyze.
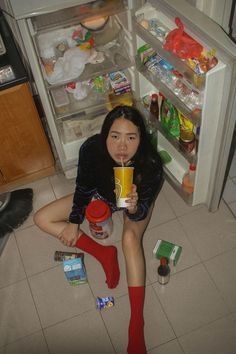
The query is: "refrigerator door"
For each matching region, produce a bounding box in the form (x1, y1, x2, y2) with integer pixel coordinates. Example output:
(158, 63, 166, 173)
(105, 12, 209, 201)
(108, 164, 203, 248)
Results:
(134, 0, 236, 211)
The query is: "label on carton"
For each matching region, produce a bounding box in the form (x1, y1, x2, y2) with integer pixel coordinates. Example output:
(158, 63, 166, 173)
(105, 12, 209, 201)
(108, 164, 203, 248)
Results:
(63, 257, 87, 285)
(153, 239, 182, 266)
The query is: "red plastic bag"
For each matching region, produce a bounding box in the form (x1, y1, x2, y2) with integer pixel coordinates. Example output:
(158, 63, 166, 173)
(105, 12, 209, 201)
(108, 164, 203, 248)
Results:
(163, 17, 203, 59)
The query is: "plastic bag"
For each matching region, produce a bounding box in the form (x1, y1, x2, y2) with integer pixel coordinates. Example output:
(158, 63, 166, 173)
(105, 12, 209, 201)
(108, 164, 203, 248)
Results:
(163, 17, 203, 59)
(160, 98, 180, 138)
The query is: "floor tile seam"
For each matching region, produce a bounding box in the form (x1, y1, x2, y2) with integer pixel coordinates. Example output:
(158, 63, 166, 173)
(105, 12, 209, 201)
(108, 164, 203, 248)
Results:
(48, 177, 58, 201)
(175, 215, 204, 261)
(24, 263, 61, 280)
(0, 329, 48, 352)
(149, 282, 179, 340)
(162, 188, 205, 219)
(0, 276, 28, 291)
(99, 309, 119, 354)
(201, 243, 236, 263)
(148, 259, 203, 284)
(147, 215, 178, 231)
(177, 311, 236, 340)
(41, 307, 97, 332)
(13, 220, 35, 233)
(225, 204, 236, 218)
(201, 261, 235, 314)
(25, 271, 46, 332)
(147, 338, 185, 354)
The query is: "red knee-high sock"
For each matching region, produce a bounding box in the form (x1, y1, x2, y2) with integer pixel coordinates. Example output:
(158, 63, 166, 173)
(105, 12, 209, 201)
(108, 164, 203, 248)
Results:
(75, 233, 120, 289)
(127, 286, 146, 354)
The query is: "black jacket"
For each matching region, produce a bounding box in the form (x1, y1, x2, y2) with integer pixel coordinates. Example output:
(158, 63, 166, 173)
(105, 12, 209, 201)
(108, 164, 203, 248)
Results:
(69, 134, 163, 224)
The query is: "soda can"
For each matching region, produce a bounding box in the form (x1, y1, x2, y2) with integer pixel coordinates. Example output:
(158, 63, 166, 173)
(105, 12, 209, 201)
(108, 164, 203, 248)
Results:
(96, 296, 114, 310)
(54, 251, 84, 262)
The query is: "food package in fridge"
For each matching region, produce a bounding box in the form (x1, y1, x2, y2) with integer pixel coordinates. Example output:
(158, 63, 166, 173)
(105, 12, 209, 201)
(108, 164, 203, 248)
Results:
(37, 24, 93, 85)
(62, 115, 105, 143)
(163, 17, 203, 59)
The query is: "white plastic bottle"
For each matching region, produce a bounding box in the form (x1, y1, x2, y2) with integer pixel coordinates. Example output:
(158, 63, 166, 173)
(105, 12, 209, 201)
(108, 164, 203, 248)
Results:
(182, 163, 196, 194)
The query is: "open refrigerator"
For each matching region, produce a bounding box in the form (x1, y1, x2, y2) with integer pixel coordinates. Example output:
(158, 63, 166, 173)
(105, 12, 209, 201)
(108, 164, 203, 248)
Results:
(1, 0, 236, 211)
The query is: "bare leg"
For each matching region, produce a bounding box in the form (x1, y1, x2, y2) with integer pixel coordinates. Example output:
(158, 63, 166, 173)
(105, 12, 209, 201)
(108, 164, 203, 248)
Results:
(34, 194, 120, 288)
(122, 205, 153, 354)
(122, 205, 153, 286)
(33, 194, 74, 238)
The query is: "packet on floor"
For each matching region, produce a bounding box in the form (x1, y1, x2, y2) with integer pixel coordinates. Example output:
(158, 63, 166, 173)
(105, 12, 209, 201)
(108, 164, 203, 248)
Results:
(63, 256, 87, 285)
(153, 239, 182, 266)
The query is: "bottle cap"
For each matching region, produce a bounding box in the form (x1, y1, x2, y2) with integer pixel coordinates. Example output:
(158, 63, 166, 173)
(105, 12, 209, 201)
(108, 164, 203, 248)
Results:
(151, 93, 158, 100)
(85, 200, 111, 223)
(160, 257, 168, 265)
(189, 163, 196, 171)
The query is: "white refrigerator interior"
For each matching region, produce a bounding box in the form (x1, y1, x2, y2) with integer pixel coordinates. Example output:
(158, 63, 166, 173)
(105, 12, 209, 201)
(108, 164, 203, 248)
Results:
(2, 0, 236, 211)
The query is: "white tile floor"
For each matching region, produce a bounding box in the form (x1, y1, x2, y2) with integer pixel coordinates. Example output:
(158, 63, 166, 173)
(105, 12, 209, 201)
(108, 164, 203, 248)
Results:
(1, 172, 236, 354)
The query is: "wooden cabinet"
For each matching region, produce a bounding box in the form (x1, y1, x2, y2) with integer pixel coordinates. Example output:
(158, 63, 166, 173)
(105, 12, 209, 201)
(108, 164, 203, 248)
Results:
(0, 82, 55, 192)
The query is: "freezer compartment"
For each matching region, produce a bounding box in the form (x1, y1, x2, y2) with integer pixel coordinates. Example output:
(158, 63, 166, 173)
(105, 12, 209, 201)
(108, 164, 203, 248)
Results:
(30, 0, 126, 33)
(34, 12, 133, 87)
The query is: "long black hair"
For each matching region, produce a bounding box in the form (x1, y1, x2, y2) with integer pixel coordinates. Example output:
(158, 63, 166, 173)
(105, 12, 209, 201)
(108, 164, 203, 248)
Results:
(99, 105, 163, 186)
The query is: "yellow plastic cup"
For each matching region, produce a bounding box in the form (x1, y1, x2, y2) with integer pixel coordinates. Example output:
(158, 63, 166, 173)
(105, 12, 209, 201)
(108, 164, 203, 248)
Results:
(113, 167, 134, 208)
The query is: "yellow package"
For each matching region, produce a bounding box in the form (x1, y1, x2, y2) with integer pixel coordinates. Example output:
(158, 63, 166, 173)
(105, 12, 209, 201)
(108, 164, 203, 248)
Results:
(106, 92, 133, 111)
(178, 111, 194, 132)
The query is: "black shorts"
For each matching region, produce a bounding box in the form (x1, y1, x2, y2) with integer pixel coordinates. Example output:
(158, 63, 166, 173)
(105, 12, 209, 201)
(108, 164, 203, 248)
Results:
(93, 192, 124, 214)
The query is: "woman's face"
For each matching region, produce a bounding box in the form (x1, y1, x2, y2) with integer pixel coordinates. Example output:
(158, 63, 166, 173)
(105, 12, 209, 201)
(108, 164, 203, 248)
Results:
(106, 117, 140, 164)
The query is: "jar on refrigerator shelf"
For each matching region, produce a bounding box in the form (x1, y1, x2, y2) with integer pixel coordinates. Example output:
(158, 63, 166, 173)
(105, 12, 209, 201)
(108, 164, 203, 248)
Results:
(179, 130, 196, 154)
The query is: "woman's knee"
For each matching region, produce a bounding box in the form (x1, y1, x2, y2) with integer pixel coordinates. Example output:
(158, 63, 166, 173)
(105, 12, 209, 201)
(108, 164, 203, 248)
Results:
(33, 208, 47, 228)
(122, 228, 142, 251)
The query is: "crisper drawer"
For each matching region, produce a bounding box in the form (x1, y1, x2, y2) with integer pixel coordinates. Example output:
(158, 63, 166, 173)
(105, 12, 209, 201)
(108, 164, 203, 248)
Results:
(58, 111, 106, 161)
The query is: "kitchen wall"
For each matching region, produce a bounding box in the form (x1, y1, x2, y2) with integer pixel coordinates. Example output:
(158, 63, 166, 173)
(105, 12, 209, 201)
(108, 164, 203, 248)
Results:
(186, 0, 234, 35)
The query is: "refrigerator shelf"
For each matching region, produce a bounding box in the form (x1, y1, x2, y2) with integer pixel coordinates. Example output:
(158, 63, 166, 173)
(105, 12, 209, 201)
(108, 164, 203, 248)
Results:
(42, 35, 133, 89)
(50, 85, 133, 120)
(134, 20, 205, 91)
(156, 120, 197, 164)
(136, 58, 201, 126)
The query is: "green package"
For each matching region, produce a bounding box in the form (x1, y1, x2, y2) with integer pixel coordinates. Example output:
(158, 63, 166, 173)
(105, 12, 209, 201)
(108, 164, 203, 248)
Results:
(153, 239, 182, 266)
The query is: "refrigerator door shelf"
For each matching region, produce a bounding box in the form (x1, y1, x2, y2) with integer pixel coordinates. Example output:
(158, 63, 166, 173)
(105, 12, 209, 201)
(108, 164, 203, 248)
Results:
(164, 167, 194, 205)
(134, 10, 206, 91)
(137, 100, 197, 165)
(136, 58, 202, 126)
(158, 133, 195, 204)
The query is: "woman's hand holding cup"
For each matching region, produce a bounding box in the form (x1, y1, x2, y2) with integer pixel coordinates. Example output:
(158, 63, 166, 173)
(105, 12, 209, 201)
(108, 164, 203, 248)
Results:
(126, 184, 138, 214)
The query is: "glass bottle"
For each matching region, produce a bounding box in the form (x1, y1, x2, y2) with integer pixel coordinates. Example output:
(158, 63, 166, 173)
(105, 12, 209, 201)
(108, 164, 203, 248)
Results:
(146, 113, 158, 150)
(157, 257, 170, 285)
(150, 93, 159, 120)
